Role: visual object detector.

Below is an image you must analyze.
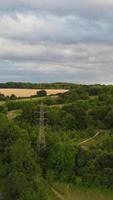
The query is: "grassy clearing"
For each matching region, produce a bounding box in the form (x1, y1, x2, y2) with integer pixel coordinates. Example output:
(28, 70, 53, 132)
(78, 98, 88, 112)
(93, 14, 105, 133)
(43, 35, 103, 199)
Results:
(14, 95, 57, 102)
(7, 109, 22, 120)
(53, 183, 113, 200)
(0, 95, 58, 106)
(0, 101, 5, 105)
(15, 95, 58, 105)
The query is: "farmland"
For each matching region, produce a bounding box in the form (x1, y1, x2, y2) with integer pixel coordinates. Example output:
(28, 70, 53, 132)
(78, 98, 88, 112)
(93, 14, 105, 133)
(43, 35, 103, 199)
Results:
(0, 88, 68, 97)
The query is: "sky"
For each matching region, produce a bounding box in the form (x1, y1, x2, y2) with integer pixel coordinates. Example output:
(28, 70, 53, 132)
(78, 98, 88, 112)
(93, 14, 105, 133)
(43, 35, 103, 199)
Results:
(0, 0, 113, 83)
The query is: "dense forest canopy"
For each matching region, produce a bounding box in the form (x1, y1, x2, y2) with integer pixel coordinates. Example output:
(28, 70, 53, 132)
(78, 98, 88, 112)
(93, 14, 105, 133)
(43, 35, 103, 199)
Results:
(0, 83, 113, 200)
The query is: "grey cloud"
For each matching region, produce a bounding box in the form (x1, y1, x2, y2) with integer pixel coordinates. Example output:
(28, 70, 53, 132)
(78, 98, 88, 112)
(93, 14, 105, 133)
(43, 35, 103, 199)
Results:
(0, 0, 113, 19)
(0, 42, 113, 83)
(0, 39, 113, 65)
(0, 14, 113, 45)
(0, 0, 113, 83)
(1, 62, 113, 84)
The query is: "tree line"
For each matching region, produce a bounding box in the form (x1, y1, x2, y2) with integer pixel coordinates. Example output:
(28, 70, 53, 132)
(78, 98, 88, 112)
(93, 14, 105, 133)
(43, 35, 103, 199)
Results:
(1, 84, 113, 199)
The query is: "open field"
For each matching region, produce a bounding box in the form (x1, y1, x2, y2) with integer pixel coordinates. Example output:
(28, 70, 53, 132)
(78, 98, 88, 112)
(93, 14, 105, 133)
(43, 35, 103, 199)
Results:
(0, 88, 68, 97)
(0, 95, 58, 106)
(53, 183, 113, 200)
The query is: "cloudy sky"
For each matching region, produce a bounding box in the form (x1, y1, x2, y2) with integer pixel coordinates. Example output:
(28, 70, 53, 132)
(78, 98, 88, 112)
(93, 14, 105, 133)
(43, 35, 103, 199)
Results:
(0, 0, 113, 83)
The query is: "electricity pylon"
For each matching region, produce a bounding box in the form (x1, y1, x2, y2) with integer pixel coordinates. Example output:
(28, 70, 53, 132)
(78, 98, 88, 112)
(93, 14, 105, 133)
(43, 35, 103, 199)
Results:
(39, 102, 46, 146)
(35, 102, 47, 152)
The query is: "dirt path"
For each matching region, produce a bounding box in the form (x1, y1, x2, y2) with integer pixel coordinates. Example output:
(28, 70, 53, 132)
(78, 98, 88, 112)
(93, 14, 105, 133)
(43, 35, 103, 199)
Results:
(50, 131, 101, 200)
(78, 131, 100, 146)
(51, 186, 66, 200)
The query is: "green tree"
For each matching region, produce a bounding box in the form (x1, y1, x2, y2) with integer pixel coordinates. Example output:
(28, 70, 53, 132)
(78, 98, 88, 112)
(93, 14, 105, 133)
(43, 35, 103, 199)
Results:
(47, 142, 76, 181)
(37, 90, 47, 97)
(105, 110, 113, 128)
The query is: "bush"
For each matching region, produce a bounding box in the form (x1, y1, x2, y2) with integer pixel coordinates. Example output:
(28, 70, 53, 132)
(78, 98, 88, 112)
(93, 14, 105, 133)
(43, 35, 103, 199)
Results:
(37, 90, 47, 97)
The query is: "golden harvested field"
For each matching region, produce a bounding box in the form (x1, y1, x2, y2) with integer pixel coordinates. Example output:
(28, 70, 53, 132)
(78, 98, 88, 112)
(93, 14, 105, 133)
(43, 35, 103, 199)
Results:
(0, 88, 68, 97)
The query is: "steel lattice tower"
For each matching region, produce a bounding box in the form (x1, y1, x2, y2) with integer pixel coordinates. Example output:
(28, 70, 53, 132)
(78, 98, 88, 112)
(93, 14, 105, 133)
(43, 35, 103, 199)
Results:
(35, 102, 47, 152)
(38, 102, 46, 146)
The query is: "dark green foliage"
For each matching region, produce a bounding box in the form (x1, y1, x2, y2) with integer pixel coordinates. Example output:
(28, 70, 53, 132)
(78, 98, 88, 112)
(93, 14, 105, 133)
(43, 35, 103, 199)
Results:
(47, 142, 76, 181)
(73, 133, 113, 188)
(0, 114, 54, 200)
(0, 93, 7, 100)
(45, 104, 88, 131)
(37, 90, 47, 97)
(0, 105, 8, 113)
(0, 93, 17, 101)
(0, 82, 76, 89)
(58, 88, 89, 103)
(10, 94, 17, 100)
(105, 110, 113, 128)
(1, 83, 113, 198)
(63, 104, 87, 130)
